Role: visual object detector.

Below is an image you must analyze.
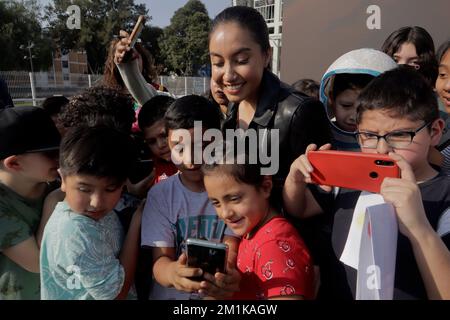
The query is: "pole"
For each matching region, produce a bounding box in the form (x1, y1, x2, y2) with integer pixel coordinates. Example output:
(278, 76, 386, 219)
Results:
(28, 46, 34, 74)
(29, 72, 37, 106)
(51, 51, 57, 86)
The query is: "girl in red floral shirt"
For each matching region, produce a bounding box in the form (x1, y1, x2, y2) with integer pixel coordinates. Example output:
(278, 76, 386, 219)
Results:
(203, 156, 314, 300)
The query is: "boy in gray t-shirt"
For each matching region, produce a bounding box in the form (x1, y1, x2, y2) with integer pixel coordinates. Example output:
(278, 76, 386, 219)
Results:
(141, 95, 240, 300)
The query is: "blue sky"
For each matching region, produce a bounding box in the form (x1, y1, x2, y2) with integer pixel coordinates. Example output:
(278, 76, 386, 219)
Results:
(140, 0, 231, 27)
(37, 0, 231, 27)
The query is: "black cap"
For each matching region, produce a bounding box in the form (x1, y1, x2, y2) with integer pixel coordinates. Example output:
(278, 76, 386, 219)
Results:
(0, 107, 61, 159)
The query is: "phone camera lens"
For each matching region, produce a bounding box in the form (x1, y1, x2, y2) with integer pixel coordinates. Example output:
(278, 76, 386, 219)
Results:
(375, 160, 394, 166)
(369, 171, 378, 179)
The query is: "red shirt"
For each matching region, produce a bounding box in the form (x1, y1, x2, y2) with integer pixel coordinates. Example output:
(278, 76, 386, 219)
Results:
(233, 216, 314, 300)
(152, 158, 178, 186)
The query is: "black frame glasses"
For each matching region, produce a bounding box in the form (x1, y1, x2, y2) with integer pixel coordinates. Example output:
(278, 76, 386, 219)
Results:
(355, 121, 431, 149)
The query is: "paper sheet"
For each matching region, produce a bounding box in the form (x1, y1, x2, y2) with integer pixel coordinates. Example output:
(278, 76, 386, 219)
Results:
(339, 192, 386, 269)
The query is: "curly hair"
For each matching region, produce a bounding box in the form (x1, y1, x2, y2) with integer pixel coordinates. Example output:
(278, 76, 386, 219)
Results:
(103, 39, 158, 90)
(58, 86, 136, 134)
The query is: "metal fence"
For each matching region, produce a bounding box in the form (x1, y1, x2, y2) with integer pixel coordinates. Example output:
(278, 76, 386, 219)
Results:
(159, 75, 210, 97)
(0, 71, 210, 106)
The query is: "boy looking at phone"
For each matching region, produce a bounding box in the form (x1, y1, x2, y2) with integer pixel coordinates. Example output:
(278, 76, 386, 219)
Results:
(141, 95, 240, 300)
(40, 126, 141, 300)
(283, 67, 450, 299)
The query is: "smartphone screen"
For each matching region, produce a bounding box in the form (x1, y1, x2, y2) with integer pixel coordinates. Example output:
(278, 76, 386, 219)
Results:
(186, 239, 227, 280)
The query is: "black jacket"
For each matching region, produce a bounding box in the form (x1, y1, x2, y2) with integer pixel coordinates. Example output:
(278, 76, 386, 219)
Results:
(222, 70, 332, 189)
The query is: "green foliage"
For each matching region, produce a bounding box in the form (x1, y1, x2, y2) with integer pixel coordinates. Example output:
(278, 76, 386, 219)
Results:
(159, 0, 211, 76)
(0, 0, 52, 71)
(45, 0, 149, 73)
(140, 25, 164, 71)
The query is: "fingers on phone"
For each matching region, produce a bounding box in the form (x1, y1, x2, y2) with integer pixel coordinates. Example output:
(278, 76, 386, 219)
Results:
(306, 144, 318, 153)
(119, 30, 129, 38)
(201, 272, 214, 284)
(319, 143, 332, 151)
(320, 185, 333, 192)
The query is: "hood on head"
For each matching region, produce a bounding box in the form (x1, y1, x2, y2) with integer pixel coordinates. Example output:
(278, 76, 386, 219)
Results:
(319, 48, 397, 134)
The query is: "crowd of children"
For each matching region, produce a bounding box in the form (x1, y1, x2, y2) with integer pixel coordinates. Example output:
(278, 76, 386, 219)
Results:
(0, 6, 449, 300)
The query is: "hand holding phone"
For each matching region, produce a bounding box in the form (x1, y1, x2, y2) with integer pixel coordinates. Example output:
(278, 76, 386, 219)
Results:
(308, 150, 400, 193)
(186, 238, 228, 281)
(114, 15, 145, 64)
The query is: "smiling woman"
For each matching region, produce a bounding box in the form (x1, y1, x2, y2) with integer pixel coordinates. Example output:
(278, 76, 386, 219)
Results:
(209, 6, 332, 199)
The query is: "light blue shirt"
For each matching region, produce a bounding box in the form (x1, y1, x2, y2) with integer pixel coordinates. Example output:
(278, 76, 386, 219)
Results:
(40, 201, 125, 300)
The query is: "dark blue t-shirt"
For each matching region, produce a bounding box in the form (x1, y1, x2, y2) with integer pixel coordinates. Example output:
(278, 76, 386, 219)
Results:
(309, 173, 450, 300)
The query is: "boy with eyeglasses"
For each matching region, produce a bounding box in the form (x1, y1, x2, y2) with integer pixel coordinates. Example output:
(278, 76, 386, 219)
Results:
(283, 67, 450, 299)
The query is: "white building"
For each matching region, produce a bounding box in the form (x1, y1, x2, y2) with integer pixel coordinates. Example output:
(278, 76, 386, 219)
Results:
(231, 0, 284, 76)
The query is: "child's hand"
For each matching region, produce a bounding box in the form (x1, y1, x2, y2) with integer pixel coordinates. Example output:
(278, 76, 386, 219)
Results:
(199, 268, 241, 299)
(289, 143, 333, 192)
(114, 30, 139, 64)
(169, 253, 203, 293)
(380, 152, 431, 239)
(198, 252, 241, 299)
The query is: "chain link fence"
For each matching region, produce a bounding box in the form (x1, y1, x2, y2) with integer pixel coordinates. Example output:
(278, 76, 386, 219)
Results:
(159, 76, 210, 97)
(0, 71, 210, 106)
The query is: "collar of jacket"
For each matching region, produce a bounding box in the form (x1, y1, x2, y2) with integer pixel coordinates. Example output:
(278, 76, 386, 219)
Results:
(225, 69, 287, 128)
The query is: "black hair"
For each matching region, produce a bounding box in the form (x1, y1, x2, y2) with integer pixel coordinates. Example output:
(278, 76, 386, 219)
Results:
(60, 126, 135, 185)
(41, 96, 69, 117)
(210, 6, 270, 53)
(138, 95, 175, 130)
(292, 79, 320, 99)
(381, 26, 438, 84)
(331, 74, 374, 100)
(165, 94, 222, 131)
(202, 143, 265, 189)
(437, 40, 450, 64)
(59, 86, 135, 133)
(356, 66, 439, 126)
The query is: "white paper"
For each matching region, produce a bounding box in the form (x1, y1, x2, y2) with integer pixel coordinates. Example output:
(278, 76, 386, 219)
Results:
(437, 208, 450, 237)
(340, 192, 386, 269)
(356, 203, 398, 300)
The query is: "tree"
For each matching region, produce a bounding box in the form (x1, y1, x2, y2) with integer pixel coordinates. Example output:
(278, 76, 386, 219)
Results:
(0, 0, 53, 71)
(140, 25, 164, 72)
(45, 0, 150, 73)
(159, 0, 211, 76)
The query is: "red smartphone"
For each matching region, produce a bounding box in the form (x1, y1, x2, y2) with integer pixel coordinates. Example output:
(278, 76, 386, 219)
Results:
(307, 150, 400, 193)
(128, 15, 145, 48)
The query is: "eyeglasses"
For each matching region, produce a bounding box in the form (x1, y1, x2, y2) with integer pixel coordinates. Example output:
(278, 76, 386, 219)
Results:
(355, 121, 431, 149)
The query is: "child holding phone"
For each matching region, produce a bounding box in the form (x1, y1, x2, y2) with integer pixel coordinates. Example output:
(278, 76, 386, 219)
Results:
(141, 95, 240, 300)
(203, 150, 315, 300)
(283, 67, 450, 299)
